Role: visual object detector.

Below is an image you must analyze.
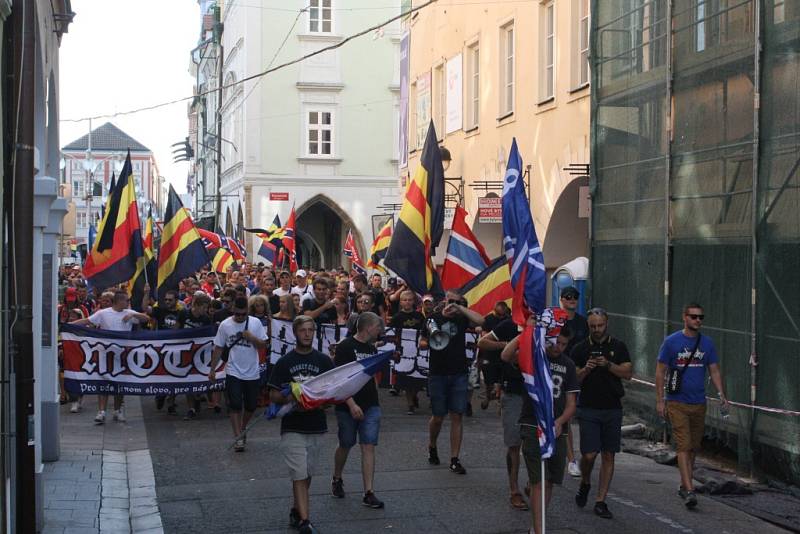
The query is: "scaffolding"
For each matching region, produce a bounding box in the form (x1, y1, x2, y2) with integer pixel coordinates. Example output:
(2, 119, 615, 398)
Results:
(591, 0, 800, 483)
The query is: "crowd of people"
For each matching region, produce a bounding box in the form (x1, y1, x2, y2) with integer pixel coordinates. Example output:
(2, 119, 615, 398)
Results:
(57, 262, 729, 534)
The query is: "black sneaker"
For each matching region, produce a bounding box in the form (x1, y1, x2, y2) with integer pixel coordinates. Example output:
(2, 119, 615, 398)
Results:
(449, 457, 467, 474)
(167, 404, 177, 415)
(575, 482, 591, 508)
(298, 519, 318, 534)
(213, 405, 222, 414)
(362, 491, 385, 509)
(331, 477, 345, 498)
(289, 508, 301, 529)
(389, 387, 399, 397)
(428, 447, 440, 465)
(407, 406, 415, 415)
(183, 408, 196, 420)
(594, 501, 613, 519)
(683, 490, 698, 509)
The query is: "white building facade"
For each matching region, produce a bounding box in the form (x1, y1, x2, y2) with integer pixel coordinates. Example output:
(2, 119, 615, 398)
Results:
(206, 0, 402, 268)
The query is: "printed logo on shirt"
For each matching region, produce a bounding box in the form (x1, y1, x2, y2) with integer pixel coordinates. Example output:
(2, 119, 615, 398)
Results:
(676, 347, 706, 366)
(288, 362, 324, 383)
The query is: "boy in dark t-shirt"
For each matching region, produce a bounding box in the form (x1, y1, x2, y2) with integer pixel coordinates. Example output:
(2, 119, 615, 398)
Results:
(268, 316, 335, 533)
(330, 312, 385, 509)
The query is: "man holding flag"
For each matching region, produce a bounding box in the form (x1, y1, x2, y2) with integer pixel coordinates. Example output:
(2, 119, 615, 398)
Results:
(268, 316, 335, 534)
(502, 317, 579, 534)
(500, 138, 567, 534)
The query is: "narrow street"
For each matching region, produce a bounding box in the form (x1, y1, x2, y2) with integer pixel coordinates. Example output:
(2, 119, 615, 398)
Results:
(135, 390, 787, 534)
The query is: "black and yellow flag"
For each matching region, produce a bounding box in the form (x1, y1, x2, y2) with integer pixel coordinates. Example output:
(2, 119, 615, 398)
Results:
(82, 151, 144, 290)
(157, 186, 209, 300)
(129, 208, 158, 309)
(384, 121, 445, 296)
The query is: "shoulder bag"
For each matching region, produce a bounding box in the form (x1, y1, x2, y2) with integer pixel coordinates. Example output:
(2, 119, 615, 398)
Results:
(666, 333, 701, 395)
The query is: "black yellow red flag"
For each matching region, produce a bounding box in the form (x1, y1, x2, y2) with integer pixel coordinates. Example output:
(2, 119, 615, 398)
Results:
(82, 151, 144, 290)
(157, 186, 209, 300)
(384, 121, 444, 296)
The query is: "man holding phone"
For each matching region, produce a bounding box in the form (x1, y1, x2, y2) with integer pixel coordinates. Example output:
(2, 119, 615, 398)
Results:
(570, 308, 632, 520)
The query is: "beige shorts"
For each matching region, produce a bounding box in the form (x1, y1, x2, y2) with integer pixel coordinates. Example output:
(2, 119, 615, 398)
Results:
(281, 432, 323, 481)
(667, 401, 706, 452)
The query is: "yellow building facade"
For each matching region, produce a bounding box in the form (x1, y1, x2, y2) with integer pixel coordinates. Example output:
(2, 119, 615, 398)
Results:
(403, 0, 591, 270)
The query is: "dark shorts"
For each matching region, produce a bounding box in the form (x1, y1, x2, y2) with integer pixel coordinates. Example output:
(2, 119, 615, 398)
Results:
(225, 375, 260, 412)
(428, 373, 468, 416)
(577, 407, 623, 454)
(336, 406, 381, 448)
(480, 358, 503, 385)
(520, 428, 568, 485)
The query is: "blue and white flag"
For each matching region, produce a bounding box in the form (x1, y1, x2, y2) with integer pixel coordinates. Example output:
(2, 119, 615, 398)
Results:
(501, 138, 546, 323)
(519, 322, 556, 458)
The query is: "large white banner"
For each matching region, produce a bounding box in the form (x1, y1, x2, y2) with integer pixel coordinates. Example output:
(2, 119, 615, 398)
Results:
(446, 54, 463, 134)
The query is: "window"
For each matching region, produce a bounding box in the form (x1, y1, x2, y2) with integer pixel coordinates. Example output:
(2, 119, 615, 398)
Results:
(574, 0, 590, 87)
(434, 64, 446, 138)
(540, 3, 555, 101)
(309, 0, 332, 33)
(466, 42, 480, 129)
(774, 0, 785, 24)
(307, 110, 333, 156)
(695, 0, 721, 52)
(76, 211, 88, 229)
(72, 178, 85, 198)
(500, 22, 515, 115)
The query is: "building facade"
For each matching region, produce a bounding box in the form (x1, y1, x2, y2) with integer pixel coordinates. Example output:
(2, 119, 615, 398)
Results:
(191, 0, 402, 268)
(61, 122, 164, 254)
(403, 0, 592, 271)
(1, 1, 73, 531)
(591, 0, 799, 483)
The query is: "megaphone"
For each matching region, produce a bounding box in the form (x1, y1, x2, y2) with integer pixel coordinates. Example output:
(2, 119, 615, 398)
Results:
(426, 318, 451, 350)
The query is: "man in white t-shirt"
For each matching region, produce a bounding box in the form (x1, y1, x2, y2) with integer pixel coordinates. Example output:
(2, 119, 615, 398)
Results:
(273, 270, 293, 298)
(208, 296, 269, 452)
(71, 290, 150, 424)
(291, 269, 313, 301)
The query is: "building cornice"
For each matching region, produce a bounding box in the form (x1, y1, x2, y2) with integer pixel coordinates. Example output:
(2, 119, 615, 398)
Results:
(295, 82, 345, 92)
(242, 175, 398, 188)
(297, 33, 344, 44)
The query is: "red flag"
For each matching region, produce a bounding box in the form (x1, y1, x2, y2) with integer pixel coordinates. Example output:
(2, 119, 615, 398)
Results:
(282, 207, 298, 271)
(343, 230, 366, 274)
(441, 206, 490, 290)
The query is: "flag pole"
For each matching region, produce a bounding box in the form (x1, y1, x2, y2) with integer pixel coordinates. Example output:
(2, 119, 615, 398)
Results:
(541, 457, 546, 533)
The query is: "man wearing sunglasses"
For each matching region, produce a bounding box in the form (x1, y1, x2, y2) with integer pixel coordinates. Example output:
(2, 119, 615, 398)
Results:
(209, 296, 269, 452)
(558, 286, 589, 478)
(656, 303, 729, 509)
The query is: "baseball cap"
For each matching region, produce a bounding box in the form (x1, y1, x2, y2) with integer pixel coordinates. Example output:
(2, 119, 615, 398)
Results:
(422, 294, 434, 303)
(560, 286, 580, 299)
(388, 277, 398, 286)
(296, 269, 308, 278)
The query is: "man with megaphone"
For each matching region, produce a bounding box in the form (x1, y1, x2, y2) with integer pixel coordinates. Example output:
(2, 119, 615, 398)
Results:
(422, 291, 485, 475)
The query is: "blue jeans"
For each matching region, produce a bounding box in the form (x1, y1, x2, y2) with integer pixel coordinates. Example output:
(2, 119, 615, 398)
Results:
(428, 373, 468, 417)
(336, 406, 381, 448)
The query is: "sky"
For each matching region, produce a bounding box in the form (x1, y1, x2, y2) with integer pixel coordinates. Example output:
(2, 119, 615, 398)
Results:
(59, 0, 201, 194)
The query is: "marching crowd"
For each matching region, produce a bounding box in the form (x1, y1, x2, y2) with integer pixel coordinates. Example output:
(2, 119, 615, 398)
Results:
(57, 262, 730, 534)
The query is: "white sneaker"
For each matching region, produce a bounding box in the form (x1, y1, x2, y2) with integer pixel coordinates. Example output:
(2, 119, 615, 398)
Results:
(568, 460, 581, 478)
(113, 408, 126, 423)
(94, 410, 106, 425)
(70, 402, 80, 413)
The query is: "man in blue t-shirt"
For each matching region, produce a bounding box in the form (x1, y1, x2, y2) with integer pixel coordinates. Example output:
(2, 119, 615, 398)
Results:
(655, 302, 729, 509)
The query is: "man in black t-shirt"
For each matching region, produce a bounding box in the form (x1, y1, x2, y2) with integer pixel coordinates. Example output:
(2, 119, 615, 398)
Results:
(182, 292, 213, 419)
(330, 312, 385, 509)
(268, 316, 335, 534)
(559, 285, 589, 479)
(301, 279, 337, 325)
(422, 291, 484, 474)
(502, 324, 579, 534)
(148, 290, 186, 415)
(477, 317, 526, 509)
(570, 308, 632, 520)
(477, 301, 511, 410)
(389, 290, 425, 414)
